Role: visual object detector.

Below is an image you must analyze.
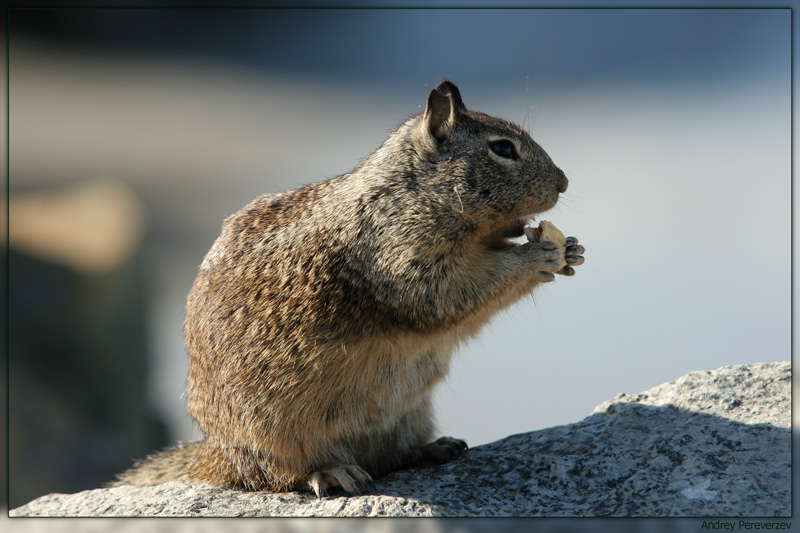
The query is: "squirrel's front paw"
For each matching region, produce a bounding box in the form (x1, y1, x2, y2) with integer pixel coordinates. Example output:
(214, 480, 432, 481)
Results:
(308, 464, 376, 498)
(559, 236, 586, 277)
(516, 240, 566, 282)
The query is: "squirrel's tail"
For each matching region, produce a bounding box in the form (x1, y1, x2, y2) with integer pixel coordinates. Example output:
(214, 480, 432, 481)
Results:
(108, 440, 203, 487)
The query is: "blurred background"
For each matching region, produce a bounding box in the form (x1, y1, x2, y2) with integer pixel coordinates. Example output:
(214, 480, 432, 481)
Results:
(6, 2, 790, 526)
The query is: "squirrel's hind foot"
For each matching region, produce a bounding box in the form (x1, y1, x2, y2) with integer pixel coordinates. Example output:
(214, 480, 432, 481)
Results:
(308, 464, 377, 498)
(402, 436, 468, 468)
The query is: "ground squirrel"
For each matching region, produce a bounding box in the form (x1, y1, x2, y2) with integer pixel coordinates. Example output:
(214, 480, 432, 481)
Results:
(113, 81, 585, 497)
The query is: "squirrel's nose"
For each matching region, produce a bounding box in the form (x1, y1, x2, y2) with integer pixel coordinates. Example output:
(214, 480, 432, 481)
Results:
(557, 168, 569, 193)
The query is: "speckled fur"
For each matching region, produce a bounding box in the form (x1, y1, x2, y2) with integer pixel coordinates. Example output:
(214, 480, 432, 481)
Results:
(113, 81, 578, 496)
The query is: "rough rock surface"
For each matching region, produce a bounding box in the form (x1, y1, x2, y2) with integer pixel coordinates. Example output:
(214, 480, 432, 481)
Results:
(11, 361, 790, 517)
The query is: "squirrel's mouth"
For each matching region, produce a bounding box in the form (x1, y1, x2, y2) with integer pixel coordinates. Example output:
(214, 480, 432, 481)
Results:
(485, 215, 536, 250)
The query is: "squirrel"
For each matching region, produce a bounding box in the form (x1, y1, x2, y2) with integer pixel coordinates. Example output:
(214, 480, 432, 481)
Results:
(112, 81, 585, 498)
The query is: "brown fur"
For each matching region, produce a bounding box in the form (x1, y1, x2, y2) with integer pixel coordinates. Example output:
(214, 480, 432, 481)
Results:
(113, 81, 581, 496)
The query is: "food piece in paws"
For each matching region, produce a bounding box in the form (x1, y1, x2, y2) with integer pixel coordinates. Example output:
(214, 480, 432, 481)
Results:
(524, 220, 567, 268)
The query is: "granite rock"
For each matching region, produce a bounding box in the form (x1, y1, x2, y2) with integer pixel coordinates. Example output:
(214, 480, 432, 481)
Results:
(11, 361, 790, 517)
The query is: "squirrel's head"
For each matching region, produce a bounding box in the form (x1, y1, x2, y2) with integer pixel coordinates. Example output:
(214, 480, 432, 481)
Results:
(414, 80, 568, 249)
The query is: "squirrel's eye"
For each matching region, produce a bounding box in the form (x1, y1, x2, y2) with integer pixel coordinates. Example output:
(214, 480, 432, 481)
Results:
(489, 140, 518, 160)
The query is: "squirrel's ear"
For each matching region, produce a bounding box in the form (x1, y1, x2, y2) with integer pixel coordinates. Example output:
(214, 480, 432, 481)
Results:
(424, 81, 466, 143)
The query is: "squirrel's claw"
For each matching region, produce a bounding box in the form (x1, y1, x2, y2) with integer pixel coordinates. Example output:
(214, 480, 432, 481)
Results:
(562, 236, 585, 274)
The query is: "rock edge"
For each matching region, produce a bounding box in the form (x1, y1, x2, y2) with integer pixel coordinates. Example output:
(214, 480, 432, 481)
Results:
(11, 361, 790, 517)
